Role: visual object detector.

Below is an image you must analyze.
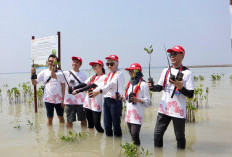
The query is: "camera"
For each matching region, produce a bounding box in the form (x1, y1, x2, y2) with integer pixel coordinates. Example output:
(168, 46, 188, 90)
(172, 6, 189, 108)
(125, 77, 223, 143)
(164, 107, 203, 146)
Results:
(115, 92, 120, 100)
(169, 73, 176, 81)
(68, 86, 73, 94)
(170, 72, 184, 98)
(88, 89, 93, 98)
(176, 72, 183, 81)
(128, 92, 135, 103)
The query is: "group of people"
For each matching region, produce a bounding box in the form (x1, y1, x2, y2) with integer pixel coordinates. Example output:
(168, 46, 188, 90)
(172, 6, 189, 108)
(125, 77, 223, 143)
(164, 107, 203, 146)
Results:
(31, 45, 194, 149)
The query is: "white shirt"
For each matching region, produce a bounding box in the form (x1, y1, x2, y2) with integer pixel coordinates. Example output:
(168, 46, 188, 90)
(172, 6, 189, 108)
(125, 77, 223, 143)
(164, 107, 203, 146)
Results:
(83, 74, 108, 112)
(101, 70, 125, 98)
(157, 67, 194, 119)
(56, 70, 87, 105)
(36, 69, 64, 104)
(125, 81, 150, 125)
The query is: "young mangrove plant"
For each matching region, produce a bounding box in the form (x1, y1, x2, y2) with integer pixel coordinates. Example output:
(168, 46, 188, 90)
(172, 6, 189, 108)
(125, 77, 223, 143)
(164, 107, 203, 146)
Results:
(211, 73, 221, 81)
(120, 142, 151, 157)
(27, 120, 33, 127)
(229, 75, 232, 80)
(60, 131, 88, 142)
(21, 82, 33, 99)
(37, 86, 44, 107)
(199, 75, 204, 81)
(194, 76, 199, 82)
(186, 99, 198, 123)
(14, 124, 21, 129)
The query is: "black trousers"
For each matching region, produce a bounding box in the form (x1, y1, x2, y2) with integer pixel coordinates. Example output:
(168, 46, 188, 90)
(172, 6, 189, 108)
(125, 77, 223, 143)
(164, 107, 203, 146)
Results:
(85, 108, 104, 133)
(127, 123, 141, 145)
(104, 98, 122, 137)
(154, 113, 186, 149)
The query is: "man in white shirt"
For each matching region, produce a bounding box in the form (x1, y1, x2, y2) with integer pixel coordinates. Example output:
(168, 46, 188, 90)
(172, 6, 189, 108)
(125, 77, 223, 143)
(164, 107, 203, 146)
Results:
(31, 54, 65, 126)
(52, 56, 87, 128)
(148, 45, 194, 149)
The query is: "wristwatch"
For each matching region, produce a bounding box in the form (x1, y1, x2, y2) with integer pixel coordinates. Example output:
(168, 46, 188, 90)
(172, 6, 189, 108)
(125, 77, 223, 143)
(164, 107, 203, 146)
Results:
(100, 89, 103, 94)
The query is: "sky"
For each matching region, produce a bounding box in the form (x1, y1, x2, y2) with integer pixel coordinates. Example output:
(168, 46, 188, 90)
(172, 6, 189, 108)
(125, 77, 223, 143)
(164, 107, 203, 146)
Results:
(0, 0, 231, 73)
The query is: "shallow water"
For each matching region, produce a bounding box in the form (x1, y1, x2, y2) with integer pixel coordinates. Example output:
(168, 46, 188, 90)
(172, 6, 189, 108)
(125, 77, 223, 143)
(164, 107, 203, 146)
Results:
(0, 67, 232, 157)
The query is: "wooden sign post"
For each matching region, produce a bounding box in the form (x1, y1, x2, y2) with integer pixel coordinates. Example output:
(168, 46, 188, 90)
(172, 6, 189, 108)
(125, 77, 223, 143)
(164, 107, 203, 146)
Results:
(31, 36, 38, 113)
(31, 32, 61, 113)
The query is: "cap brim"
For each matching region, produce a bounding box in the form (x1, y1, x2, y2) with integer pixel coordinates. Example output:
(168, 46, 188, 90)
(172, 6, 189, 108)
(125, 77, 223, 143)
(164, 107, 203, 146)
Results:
(167, 49, 174, 53)
(89, 62, 94, 66)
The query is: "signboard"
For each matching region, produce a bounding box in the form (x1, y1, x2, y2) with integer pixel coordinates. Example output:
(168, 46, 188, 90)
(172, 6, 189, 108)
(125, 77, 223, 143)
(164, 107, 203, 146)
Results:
(31, 35, 58, 68)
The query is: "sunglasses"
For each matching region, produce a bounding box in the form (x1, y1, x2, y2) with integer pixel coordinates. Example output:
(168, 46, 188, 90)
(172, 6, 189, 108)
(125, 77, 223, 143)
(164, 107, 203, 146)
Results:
(106, 63, 114, 66)
(169, 52, 180, 57)
(48, 60, 54, 63)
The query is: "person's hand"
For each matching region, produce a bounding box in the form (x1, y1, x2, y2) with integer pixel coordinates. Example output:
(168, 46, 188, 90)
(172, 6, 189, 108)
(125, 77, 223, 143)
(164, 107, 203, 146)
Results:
(169, 79, 183, 90)
(61, 99, 65, 108)
(72, 89, 79, 95)
(147, 80, 155, 89)
(31, 67, 36, 74)
(91, 91, 100, 98)
(130, 96, 142, 103)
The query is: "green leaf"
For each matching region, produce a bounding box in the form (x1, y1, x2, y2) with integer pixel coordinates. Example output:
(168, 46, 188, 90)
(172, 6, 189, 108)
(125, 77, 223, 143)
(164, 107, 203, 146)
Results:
(52, 49, 57, 55)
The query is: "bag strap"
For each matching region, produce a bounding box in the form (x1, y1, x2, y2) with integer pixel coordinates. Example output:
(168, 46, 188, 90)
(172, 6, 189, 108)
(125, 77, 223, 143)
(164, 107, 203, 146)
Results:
(69, 71, 81, 84)
(45, 76, 51, 84)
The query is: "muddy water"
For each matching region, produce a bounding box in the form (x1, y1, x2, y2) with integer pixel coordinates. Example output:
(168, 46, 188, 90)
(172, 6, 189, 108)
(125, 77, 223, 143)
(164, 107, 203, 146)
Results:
(0, 67, 232, 157)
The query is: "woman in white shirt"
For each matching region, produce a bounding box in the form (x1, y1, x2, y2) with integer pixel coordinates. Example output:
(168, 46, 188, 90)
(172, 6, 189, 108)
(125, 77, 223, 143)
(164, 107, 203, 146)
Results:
(72, 60, 107, 133)
(124, 63, 150, 145)
(93, 55, 125, 137)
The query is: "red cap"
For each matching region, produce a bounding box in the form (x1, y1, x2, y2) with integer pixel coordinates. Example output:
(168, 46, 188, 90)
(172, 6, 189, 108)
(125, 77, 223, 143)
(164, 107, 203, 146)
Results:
(72, 56, 82, 64)
(105, 55, 118, 62)
(167, 45, 185, 56)
(125, 63, 142, 72)
(89, 60, 104, 67)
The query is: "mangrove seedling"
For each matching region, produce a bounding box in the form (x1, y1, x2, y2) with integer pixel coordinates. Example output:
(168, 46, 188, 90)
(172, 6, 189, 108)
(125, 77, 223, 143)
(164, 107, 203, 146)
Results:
(144, 45, 154, 86)
(60, 131, 87, 142)
(120, 142, 151, 157)
(27, 120, 33, 126)
(14, 124, 21, 129)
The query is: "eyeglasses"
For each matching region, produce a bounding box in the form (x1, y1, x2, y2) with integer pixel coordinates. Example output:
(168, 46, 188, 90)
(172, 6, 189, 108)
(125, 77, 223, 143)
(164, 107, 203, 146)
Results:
(169, 52, 179, 57)
(48, 60, 53, 63)
(106, 63, 114, 66)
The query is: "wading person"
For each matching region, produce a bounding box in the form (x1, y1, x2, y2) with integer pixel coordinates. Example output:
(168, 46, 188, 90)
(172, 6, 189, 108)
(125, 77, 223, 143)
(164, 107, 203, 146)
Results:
(124, 63, 150, 145)
(148, 45, 194, 149)
(72, 60, 107, 133)
(31, 54, 65, 126)
(93, 55, 125, 137)
(51, 56, 87, 128)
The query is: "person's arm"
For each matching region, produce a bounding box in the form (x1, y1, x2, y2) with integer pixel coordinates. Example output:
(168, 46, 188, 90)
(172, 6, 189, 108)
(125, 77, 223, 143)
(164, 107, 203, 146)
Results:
(61, 83, 65, 107)
(150, 85, 163, 92)
(148, 68, 167, 92)
(73, 83, 98, 95)
(140, 83, 151, 107)
(179, 71, 194, 98)
(179, 87, 194, 98)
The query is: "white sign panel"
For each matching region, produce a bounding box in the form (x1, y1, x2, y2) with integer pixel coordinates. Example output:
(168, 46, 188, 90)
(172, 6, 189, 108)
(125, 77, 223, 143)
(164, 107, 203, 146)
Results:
(31, 35, 58, 68)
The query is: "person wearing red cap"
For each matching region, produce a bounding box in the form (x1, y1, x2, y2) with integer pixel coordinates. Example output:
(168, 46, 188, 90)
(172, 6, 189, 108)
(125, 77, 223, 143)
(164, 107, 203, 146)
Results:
(124, 63, 150, 145)
(31, 54, 65, 126)
(148, 45, 194, 149)
(51, 56, 87, 128)
(92, 55, 125, 137)
(71, 60, 107, 133)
